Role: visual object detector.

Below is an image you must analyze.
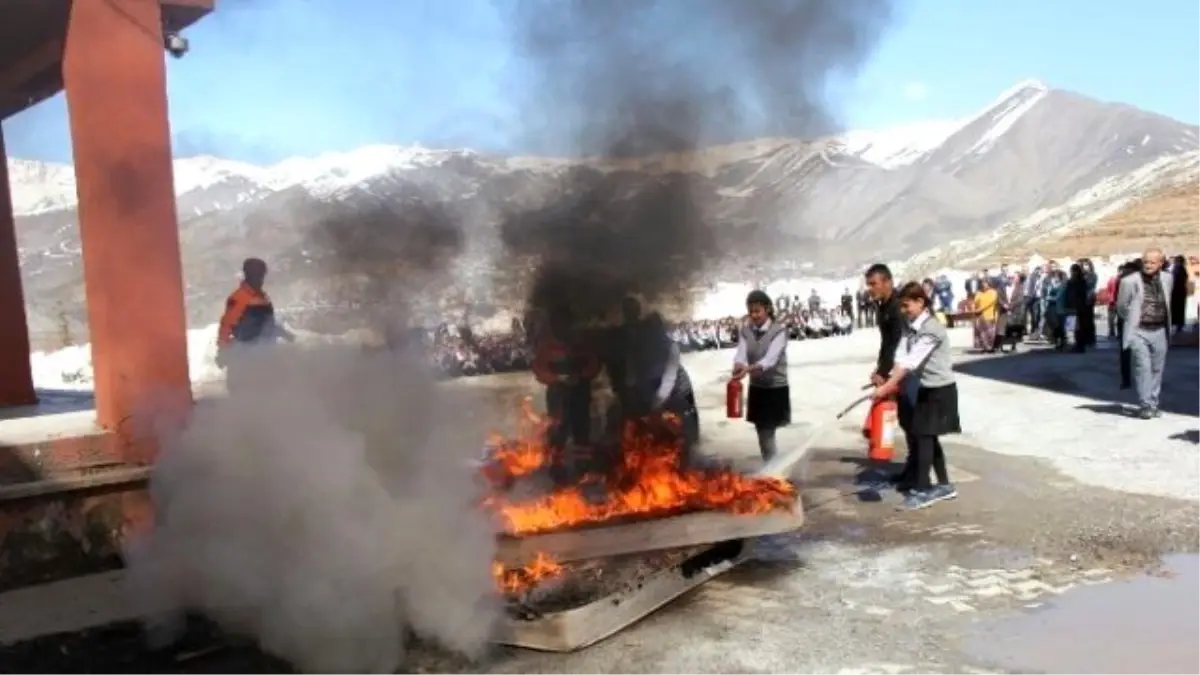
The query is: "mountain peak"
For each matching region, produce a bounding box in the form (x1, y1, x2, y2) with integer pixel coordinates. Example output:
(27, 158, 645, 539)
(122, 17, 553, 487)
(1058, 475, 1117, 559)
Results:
(1001, 78, 1050, 97)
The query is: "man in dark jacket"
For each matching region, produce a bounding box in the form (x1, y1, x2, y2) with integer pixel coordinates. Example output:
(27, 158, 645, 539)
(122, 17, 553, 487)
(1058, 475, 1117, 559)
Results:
(840, 288, 854, 319)
(856, 288, 874, 328)
(864, 263, 910, 487)
(216, 258, 295, 393)
(865, 264, 903, 386)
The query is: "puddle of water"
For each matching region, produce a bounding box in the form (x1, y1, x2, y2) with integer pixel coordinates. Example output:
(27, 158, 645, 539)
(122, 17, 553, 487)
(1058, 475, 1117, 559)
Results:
(966, 554, 1200, 673)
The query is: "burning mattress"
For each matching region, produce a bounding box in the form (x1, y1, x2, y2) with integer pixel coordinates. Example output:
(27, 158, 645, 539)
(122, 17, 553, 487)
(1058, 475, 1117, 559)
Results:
(477, 399, 805, 651)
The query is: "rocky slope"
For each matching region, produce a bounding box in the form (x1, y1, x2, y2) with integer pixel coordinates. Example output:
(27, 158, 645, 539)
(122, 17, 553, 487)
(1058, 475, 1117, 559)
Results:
(900, 150, 1199, 276)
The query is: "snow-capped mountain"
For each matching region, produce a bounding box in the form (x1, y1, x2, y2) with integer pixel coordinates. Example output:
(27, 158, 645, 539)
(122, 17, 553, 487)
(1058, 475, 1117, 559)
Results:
(11, 80, 1149, 218)
(9, 79, 1199, 343)
(10, 145, 489, 218)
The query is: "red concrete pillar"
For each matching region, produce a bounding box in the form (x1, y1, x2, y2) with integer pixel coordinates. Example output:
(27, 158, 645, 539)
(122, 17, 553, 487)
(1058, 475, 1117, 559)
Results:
(62, 0, 192, 433)
(0, 127, 38, 407)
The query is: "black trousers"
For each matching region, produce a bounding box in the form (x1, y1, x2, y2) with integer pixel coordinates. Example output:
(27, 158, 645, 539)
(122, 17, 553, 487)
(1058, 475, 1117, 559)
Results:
(546, 382, 592, 449)
(897, 396, 949, 489)
(906, 436, 949, 490)
(1026, 297, 1041, 335)
(1076, 303, 1097, 348)
(1117, 319, 1132, 389)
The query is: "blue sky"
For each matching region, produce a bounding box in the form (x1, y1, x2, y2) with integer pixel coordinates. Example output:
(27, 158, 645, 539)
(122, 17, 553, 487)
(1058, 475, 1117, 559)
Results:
(5, 0, 1197, 164)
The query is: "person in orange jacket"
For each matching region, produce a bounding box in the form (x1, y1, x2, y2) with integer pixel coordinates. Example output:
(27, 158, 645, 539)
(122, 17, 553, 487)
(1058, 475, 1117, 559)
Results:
(216, 258, 294, 368)
(532, 305, 599, 451)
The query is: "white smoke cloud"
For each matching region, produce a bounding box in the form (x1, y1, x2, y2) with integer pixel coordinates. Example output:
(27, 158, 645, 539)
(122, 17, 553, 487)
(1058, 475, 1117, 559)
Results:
(124, 344, 500, 673)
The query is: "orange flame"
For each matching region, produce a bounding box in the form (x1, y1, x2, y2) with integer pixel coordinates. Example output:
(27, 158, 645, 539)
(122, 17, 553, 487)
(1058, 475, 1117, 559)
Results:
(482, 399, 551, 484)
(491, 552, 564, 594)
(481, 398, 796, 536)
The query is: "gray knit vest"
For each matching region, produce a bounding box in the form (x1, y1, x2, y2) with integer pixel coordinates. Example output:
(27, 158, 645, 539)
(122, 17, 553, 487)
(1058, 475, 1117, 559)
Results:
(739, 321, 788, 388)
(907, 315, 955, 388)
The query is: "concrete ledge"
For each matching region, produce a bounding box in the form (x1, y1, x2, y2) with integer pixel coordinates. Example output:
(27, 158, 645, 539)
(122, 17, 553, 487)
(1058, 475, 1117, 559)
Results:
(0, 412, 121, 484)
(0, 466, 150, 503)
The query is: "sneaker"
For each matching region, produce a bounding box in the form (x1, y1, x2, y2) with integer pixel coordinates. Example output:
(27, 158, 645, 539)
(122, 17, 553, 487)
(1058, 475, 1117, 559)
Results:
(1137, 407, 1155, 420)
(898, 489, 937, 511)
(929, 484, 958, 502)
(1152, 408, 1163, 418)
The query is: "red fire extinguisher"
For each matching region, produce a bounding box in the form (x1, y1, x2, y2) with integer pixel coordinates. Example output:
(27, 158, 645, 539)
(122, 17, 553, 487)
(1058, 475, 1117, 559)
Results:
(861, 397, 897, 461)
(726, 378, 744, 419)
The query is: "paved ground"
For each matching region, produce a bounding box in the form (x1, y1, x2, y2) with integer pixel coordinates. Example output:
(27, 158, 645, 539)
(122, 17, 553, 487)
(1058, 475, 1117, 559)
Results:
(0, 327, 1196, 673)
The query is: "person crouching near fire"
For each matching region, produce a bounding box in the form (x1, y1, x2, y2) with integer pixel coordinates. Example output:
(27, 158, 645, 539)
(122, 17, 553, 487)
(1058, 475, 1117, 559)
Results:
(216, 257, 295, 392)
(532, 305, 600, 464)
(731, 290, 791, 462)
(871, 281, 960, 510)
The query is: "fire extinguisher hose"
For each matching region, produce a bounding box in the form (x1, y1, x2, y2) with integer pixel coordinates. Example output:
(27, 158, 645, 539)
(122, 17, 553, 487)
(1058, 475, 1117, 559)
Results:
(758, 386, 875, 477)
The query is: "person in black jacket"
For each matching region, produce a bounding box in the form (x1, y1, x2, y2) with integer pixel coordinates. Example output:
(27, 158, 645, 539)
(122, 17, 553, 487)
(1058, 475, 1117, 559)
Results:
(1065, 264, 1089, 353)
(865, 264, 903, 385)
(864, 263, 910, 486)
(1077, 258, 1098, 348)
(856, 288, 874, 328)
(1170, 254, 1188, 336)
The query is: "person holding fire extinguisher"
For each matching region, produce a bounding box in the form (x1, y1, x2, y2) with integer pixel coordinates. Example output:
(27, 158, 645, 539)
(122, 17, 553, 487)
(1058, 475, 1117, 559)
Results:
(864, 263, 910, 485)
(731, 290, 791, 462)
(871, 281, 960, 510)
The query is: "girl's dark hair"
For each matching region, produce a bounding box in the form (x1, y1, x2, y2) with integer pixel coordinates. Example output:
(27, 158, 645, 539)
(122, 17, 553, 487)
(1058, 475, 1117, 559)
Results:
(746, 289, 775, 318)
(896, 281, 930, 308)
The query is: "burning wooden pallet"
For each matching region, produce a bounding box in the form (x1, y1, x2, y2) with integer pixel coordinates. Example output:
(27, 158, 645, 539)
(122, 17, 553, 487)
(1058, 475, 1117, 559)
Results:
(482, 406, 809, 652)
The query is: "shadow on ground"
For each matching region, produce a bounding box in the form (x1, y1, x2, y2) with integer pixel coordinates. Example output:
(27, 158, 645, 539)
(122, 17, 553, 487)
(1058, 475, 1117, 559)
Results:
(1170, 429, 1199, 444)
(954, 343, 1199, 417)
(0, 389, 95, 422)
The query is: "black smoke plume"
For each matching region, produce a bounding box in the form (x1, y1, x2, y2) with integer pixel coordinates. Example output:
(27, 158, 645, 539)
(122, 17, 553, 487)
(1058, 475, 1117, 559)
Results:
(308, 197, 466, 336)
(496, 0, 892, 321)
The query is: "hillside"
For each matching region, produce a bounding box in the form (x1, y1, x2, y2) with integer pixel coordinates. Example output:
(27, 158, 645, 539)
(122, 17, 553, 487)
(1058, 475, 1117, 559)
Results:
(9, 79, 1199, 343)
(994, 180, 1199, 262)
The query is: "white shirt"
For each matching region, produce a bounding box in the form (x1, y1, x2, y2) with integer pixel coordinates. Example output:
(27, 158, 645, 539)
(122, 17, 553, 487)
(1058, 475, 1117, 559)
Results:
(733, 318, 788, 371)
(892, 311, 941, 372)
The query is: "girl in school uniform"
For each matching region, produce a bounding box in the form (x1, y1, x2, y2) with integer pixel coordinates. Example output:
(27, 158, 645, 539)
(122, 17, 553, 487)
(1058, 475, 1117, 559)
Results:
(732, 290, 791, 462)
(872, 281, 961, 510)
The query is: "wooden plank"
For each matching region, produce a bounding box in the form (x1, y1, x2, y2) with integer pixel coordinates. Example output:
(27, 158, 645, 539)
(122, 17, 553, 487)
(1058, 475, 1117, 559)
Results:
(494, 500, 802, 566)
(496, 542, 752, 652)
(494, 439, 812, 566)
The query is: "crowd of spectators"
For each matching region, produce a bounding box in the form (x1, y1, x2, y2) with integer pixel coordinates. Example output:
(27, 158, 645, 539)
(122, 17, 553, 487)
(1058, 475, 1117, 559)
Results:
(411, 305, 860, 379)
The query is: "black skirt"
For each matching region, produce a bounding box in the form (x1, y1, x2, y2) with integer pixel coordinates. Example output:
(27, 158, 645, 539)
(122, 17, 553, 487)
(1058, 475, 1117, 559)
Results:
(747, 385, 791, 428)
(910, 382, 961, 437)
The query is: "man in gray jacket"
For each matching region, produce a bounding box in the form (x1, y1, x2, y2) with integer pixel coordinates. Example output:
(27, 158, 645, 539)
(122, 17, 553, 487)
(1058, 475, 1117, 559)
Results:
(1116, 248, 1174, 418)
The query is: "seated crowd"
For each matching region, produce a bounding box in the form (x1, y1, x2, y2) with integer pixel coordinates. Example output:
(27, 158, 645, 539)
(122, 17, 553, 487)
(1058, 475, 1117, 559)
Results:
(415, 306, 859, 378)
